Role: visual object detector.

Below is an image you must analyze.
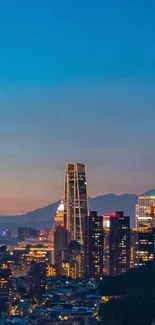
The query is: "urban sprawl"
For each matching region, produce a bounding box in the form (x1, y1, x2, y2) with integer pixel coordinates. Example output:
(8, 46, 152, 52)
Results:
(0, 162, 154, 325)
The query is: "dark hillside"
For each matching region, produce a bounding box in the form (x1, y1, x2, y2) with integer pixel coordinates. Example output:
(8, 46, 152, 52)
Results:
(99, 262, 155, 325)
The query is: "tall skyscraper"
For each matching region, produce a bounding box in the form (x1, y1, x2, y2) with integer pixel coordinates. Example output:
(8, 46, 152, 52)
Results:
(64, 162, 88, 244)
(103, 215, 110, 275)
(131, 227, 155, 267)
(103, 211, 130, 276)
(136, 196, 155, 227)
(83, 211, 103, 278)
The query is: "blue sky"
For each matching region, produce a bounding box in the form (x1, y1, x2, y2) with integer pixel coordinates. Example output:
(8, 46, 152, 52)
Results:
(0, 0, 155, 214)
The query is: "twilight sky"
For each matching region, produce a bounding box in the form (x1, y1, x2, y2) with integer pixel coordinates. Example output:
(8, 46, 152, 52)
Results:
(0, 0, 155, 214)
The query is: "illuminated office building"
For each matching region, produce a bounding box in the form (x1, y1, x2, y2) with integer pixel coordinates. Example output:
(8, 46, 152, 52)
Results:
(109, 211, 130, 276)
(136, 196, 155, 228)
(149, 206, 155, 228)
(103, 215, 110, 275)
(62, 240, 82, 279)
(46, 264, 56, 277)
(0, 268, 13, 314)
(64, 162, 88, 244)
(103, 212, 130, 276)
(133, 227, 155, 266)
(54, 226, 69, 273)
(130, 228, 139, 267)
(0, 254, 22, 277)
(13, 239, 54, 271)
(0, 268, 12, 296)
(54, 201, 64, 228)
(130, 227, 150, 267)
(84, 211, 103, 278)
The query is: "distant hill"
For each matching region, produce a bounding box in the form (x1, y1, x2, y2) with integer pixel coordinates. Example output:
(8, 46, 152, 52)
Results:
(89, 193, 137, 224)
(0, 189, 154, 233)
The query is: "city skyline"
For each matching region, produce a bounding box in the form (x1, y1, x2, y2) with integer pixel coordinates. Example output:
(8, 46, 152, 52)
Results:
(0, 1, 155, 214)
(1, 160, 155, 215)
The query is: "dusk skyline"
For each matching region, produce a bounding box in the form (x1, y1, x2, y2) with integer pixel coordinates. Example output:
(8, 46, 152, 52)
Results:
(0, 0, 155, 214)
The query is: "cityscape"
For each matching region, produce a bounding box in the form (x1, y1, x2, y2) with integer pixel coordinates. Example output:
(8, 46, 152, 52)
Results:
(0, 162, 155, 325)
(0, 1, 155, 325)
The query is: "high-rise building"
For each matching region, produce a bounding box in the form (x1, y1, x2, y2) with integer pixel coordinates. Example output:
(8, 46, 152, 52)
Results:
(28, 262, 46, 297)
(109, 211, 130, 276)
(103, 215, 110, 275)
(54, 226, 69, 273)
(137, 230, 154, 265)
(130, 228, 139, 268)
(62, 240, 82, 279)
(0, 268, 12, 314)
(150, 206, 155, 228)
(83, 211, 103, 278)
(132, 227, 155, 267)
(54, 201, 64, 228)
(136, 196, 155, 227)
(64, 162, 88, 244)
(103, 212, 130, 276)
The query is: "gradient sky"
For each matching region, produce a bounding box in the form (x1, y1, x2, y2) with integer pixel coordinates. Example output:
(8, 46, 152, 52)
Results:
(0, 0, 155, 214)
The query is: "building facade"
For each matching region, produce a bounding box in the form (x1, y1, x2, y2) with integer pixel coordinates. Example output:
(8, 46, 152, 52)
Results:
(28, 262, 46, 297)
(132, 227, 155, 267)
(103, 212, 130, 276)
(130, 227, 138, 268)
(103, 215, 110, 275)
(54, 226, 69, 273)
(84, 211, 103, 278)
(136, 196, 155, 227)
(62, 240, 82, 279)
(64, 162, 88, 244)
(14, 239, 54, 268)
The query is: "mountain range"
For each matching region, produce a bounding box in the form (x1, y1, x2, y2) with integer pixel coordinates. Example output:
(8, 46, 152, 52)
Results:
(0, 189, 155, 233)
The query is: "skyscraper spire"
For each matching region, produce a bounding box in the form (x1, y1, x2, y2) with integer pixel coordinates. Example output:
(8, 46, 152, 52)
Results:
(54, 200, 64, 228)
